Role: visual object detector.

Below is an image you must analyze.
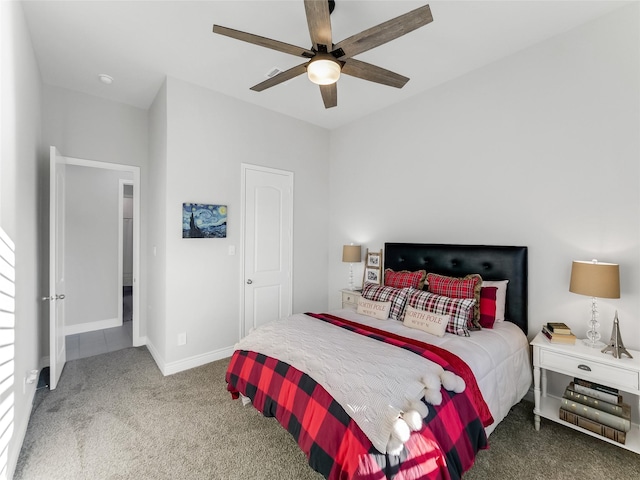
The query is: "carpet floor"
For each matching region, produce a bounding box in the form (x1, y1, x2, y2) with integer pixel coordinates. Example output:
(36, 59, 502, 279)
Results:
(15, 347, 639, 479)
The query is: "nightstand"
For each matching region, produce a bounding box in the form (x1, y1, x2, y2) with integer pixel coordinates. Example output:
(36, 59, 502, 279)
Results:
(531, 332, 640, 453)
(340, 289, 362, 309)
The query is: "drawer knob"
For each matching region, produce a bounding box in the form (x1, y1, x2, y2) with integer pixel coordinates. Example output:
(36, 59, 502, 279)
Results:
(577, 364, 592, 372)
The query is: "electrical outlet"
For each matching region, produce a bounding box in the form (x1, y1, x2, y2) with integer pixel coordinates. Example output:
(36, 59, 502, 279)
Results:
(177, 333, 187, 346)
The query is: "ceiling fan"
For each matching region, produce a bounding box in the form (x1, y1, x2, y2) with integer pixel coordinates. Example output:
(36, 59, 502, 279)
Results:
(213, 1, 433, 109)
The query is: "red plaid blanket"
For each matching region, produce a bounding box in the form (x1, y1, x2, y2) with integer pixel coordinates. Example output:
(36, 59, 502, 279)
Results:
(226, 313, 488, 480)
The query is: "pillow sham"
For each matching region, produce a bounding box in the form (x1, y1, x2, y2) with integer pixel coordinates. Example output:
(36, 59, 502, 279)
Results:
(479, 286, 498, 328)
(406, 289, 475, 337)
(357, 297, 392, 321)
(403, 304, 448, 337)
(482, 280, 509, 322)
(361, 283, 411, 320)
(384, 269, 427, 289)
(427, 273, 482, 329)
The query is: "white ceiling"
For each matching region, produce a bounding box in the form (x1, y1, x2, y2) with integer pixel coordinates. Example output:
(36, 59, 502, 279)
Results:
(22, 0, 629, 130)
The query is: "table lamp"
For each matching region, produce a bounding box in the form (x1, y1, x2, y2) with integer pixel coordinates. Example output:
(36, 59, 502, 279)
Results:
(342, 244, 361, 291)
(569, 259, 620, 347)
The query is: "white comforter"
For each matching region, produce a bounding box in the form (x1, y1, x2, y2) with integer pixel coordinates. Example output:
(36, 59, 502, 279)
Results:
(235, 313, 456, 454)
(331, 308, 533, 436)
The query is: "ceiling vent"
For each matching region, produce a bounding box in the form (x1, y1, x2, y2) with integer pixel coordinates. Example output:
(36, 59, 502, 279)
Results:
(265, 67, 283, 78)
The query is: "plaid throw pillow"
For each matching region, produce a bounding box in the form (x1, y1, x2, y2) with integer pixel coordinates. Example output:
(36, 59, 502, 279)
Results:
(384, 269, 427, 289)
(407, 289, 475, 337)
(361, 283, 411, 320)
(479, 287, 498, 328)
(427, 273, 483, 329)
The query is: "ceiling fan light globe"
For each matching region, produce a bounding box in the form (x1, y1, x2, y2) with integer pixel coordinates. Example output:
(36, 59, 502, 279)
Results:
(307, 58, 341, 85)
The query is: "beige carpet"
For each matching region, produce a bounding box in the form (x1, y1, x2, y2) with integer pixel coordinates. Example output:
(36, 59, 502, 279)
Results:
(15, 347, 639, 479)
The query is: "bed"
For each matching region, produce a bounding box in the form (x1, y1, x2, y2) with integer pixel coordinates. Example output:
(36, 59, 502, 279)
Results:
(226, 243, 532, 479)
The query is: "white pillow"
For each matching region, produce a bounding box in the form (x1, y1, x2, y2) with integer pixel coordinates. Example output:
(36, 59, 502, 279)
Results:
(402, 305, 448, 337)
(482, 280, 509, 322)
(357, 297, 392, 320)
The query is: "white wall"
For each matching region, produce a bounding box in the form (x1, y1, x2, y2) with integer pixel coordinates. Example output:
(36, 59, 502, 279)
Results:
(42, 84, 149, 340)
(64, 165, 133, 332)
(149, 77, 330, 372)
(329, 4, 640, 349)
(146, 80, 168, 362)
(0, 2, 44, 477)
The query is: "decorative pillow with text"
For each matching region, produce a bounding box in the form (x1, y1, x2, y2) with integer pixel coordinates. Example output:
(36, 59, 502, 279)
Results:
(357, 297, 392, 320)
(403, 304, 448, 337)
(406, 288, 474, 337)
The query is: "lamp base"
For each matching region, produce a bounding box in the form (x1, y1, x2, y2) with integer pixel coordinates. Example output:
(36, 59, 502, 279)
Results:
(582, 338, 605, 348)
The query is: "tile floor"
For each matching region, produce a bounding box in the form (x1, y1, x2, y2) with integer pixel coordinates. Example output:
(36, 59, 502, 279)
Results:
(65, 321, 133, 361)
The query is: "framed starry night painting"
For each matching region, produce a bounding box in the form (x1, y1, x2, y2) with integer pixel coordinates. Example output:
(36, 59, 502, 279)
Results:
(182, 203, 227, 238)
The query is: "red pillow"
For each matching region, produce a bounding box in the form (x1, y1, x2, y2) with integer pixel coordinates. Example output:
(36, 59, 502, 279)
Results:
(479, 286, 498, 328)
(426, 273, 483, 329)
(384, 269, 427, 289)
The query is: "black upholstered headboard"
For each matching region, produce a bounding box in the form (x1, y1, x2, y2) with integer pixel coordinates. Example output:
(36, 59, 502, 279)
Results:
(384, 243, 528, 334)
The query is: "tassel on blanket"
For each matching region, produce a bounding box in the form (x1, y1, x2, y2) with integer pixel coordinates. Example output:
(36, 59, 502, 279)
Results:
(440, 370, 466, 393)
(386, 437, 404, 456)
(385, 405, 427, 454)
(420, 370, 466, 406)
(408, 398, 429, 418)
(402, 409, 424, 431)
(421, 372, 443, 406)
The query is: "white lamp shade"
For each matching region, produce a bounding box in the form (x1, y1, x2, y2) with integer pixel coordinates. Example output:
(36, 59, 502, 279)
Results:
(307, 58, 341, 85)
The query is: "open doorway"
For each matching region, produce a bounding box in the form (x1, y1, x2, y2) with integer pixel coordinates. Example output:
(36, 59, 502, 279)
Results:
(59, 156, 141, 365)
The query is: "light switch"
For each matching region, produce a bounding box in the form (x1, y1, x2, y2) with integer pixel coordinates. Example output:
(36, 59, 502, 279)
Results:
(228, 245, 235, 256)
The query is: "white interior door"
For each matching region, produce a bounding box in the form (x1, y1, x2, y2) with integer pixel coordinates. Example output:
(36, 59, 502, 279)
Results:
(48, 146, 66, 389)
(242, 165, 293, 336)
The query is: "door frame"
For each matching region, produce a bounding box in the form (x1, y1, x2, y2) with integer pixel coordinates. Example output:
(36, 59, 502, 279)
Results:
(239, 163, 294, 339)
(61, 155, 142, 346)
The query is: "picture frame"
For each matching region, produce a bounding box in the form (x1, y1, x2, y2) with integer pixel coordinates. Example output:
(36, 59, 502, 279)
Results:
(182, 203, 227, 238)
(364, 267, 381, 285)
(366, 251, 381, 268)
(362, 248, 383, 285)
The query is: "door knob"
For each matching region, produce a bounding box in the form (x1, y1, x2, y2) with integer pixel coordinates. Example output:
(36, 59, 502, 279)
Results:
(57, 294, 66, 300)
(246, 279, 253, 284)
(42, 296, 54, 301)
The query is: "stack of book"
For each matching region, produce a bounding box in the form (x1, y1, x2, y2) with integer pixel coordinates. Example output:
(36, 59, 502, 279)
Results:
(559, 377, 631, 444)
(541, 322, 576, 344)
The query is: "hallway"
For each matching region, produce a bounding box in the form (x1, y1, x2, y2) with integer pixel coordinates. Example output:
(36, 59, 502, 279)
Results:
(65, 321, 132, 361)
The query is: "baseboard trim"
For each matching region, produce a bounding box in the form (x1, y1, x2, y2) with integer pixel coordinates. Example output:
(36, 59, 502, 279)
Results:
(65, 317, 121, 336)
(144, 339, 164, 373)
(163, 346, 234, 376)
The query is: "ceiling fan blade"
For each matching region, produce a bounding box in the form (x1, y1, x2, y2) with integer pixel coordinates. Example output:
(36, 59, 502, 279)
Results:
(332, 4, 433, 60)
(319, 84, 337, 109)
(213, 25, 314, 58)
(304, 0, 332, 51)
(250, 63, 308, 92)
(341, 59, 409, 88)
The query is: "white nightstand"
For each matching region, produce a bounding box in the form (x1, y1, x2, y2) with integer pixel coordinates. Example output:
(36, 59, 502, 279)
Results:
(340, 289, 362, 309)
(531, 332, 640, 453)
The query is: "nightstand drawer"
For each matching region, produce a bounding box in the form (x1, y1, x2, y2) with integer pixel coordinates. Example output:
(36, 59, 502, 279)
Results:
(539, 349, 639, 390)
(341, 289, 363, 310)
(342, 291, 359, 306)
